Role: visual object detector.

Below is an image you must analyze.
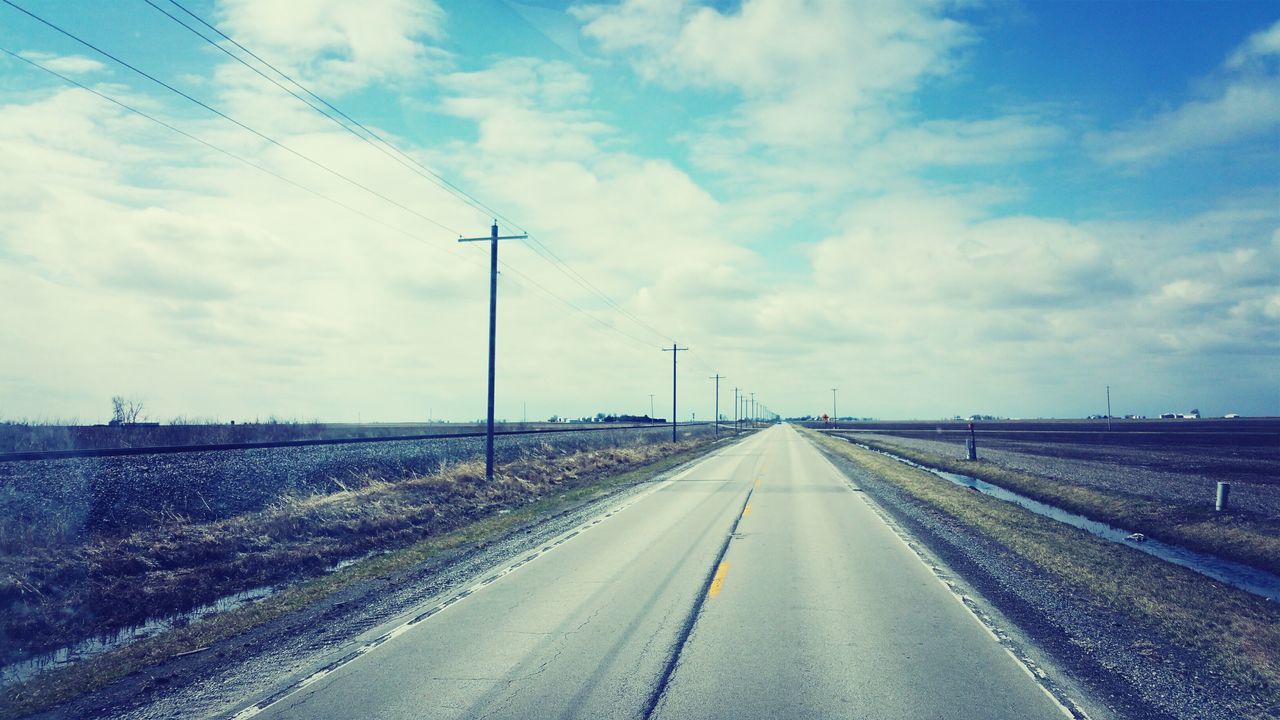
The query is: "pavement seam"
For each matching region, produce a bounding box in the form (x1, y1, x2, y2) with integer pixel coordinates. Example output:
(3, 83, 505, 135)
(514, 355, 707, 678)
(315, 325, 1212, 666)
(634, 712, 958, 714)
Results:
(641, 442, 762, 720)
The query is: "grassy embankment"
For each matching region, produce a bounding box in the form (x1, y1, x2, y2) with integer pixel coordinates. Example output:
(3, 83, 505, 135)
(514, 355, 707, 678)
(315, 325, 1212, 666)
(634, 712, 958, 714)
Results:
(804, 429, 1279, 719)
(0, 436, 723, 719)
(841, 433, 1280, 575)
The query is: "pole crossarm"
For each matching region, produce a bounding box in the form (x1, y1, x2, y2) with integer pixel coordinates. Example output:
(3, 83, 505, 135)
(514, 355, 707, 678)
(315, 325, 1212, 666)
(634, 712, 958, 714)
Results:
(458, 234, 528, 242)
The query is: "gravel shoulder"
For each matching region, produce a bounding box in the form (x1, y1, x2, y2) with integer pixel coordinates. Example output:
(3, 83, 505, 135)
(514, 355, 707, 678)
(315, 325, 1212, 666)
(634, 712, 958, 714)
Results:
(806, 430, 1278, 720)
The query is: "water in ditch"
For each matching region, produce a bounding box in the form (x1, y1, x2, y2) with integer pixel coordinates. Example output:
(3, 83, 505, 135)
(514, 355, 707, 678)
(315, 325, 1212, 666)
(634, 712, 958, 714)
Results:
(0, 585, 276, 687)
(851, 441, 1280, 603)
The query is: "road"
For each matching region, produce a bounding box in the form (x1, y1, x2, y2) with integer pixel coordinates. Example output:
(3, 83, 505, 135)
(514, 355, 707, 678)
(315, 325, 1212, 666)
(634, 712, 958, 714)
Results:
(238, 424, 1069, 720)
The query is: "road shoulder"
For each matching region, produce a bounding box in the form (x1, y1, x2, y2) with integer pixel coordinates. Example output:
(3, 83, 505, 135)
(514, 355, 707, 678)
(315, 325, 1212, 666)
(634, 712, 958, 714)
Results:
(801, 428, 1278, 720)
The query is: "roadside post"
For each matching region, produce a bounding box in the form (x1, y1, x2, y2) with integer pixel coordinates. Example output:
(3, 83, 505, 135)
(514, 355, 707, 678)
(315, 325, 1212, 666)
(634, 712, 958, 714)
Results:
(1216, 482, 1231, 512)
(966, 422, 978, 461)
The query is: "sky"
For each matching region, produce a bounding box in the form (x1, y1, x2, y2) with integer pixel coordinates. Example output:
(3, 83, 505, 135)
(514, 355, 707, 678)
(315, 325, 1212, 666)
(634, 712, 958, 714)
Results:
(0, 0, 1277, 424)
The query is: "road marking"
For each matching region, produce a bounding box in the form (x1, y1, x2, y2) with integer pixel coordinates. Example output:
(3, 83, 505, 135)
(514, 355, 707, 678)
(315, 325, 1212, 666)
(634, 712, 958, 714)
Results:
(708, 561, 730, 598)
(228, 443, 732, 720)
(800, 435, 1082, 719)
(755, 479, 761, 487)
(742, 504, 751, 518)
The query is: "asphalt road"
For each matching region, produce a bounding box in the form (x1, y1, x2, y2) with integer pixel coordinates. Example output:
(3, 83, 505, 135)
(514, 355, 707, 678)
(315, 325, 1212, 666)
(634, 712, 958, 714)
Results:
(240, 424, 1068, 720)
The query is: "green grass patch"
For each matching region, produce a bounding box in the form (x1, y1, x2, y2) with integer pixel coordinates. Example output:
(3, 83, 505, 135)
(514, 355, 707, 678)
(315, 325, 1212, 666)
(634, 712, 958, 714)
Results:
(804, 429, 1279, 720)
(0, 438, 727, 720)
(839, 433, 1280, 576)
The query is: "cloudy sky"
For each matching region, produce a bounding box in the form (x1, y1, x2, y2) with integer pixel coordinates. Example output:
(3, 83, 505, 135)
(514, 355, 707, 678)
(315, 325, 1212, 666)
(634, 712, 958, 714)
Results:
(1, 0, 1277, 424)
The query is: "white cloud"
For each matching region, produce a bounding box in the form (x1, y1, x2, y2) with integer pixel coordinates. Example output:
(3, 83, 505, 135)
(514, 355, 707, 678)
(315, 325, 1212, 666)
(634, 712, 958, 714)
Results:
(1089, 19, 1280, 167)
(1088, 80, 1280, 166)
(1226, 18, 1280, 69)
(860, 116, 1066, 170)
(214, 0, 449, 93)
(18, 52, 105, 75)
(436, 59, 611, 161)
(574, 0, 971, 149)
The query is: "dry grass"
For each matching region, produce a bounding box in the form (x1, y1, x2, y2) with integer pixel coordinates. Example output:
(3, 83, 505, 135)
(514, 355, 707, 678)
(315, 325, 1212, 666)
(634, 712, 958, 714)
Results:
(843, 434, 1280, 575)
(806, 429, 1280, 719)
(0, 438, 726, 719)
(0, 439, 709, 674)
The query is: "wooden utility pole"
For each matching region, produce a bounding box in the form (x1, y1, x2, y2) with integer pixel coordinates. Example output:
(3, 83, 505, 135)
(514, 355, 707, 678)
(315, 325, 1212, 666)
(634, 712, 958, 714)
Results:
(832, 388, 838, 430)
(663, 344, 688, 442)
(458, 221, 527, 481)
(710, 374, 723, 435)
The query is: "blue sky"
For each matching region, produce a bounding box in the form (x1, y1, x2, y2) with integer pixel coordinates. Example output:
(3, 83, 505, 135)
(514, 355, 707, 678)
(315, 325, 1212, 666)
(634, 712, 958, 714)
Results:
(0, 0, 1277, 423)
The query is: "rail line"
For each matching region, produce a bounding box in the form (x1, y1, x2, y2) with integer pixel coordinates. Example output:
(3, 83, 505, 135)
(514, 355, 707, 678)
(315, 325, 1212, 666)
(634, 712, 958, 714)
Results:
(0, 422, 718, 463)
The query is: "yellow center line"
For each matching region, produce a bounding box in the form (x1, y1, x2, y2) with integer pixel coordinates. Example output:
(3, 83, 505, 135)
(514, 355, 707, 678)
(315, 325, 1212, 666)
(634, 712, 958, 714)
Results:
(742, 504, 751, 518)
(708, 561, 730, 598)
(754, 479, 761, 487)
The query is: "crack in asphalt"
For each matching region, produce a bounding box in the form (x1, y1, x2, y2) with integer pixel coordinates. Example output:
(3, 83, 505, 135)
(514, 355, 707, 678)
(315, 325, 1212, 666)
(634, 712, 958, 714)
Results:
(641, 477, 758, 719)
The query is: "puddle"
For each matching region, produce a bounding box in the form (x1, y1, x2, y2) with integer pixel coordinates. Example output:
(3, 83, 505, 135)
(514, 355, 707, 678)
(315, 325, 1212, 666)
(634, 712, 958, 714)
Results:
(848, 440, 1280, 602)
(0, 586, 275, 687)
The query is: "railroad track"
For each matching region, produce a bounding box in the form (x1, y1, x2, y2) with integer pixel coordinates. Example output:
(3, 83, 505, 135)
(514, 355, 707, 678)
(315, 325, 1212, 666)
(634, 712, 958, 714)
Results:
(0, 422, 719, 463)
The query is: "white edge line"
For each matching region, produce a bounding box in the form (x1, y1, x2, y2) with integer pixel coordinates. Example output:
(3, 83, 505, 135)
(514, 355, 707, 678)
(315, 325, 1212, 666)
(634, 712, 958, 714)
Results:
(228, 440, 733, 719)
(803, 434, 1086, 720)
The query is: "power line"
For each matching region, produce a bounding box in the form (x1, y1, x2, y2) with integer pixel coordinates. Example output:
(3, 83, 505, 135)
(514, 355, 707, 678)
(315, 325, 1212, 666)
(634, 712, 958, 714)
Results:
(6, 0, 710, 377)
(144, 0, 491, 229)
(0, 45, 658, 357)
(1, 0, 460, 237)
(152, 0, 678, 349)
(160, 0, 503, 227)
(0, 45, 477, 268)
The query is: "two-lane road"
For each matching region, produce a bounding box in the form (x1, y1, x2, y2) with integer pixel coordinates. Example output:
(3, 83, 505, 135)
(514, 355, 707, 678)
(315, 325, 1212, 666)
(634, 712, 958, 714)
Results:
(240, 424, 1068, 719)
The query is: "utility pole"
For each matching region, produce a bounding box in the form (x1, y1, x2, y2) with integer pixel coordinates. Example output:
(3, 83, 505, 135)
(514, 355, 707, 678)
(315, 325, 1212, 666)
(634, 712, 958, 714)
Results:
(458, 221, 528, 482)
(710, 374, 723, 436)
(750, 392, 756, 429)
(733, 387, 740, 433)
(1106, 385, 1112, 431)
(662, 344, 688, 442)
(649, 394, 655, 420)
(832, 388, 839, 430)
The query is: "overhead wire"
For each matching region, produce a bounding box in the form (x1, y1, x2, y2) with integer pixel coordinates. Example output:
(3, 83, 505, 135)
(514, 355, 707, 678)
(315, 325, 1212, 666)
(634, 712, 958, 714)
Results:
(161, 0, 501, 226)
(153, 0, 680, 348)
(0, 45, 477, 269)
(5, 0, 719, 394)
(145, 0, 488, 230)
(0, 47, 657, 356)
(1, 0, 461, 238)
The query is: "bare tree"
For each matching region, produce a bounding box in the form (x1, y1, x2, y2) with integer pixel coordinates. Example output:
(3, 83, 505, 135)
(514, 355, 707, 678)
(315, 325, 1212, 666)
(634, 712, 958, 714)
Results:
(110, 395, 145, 425)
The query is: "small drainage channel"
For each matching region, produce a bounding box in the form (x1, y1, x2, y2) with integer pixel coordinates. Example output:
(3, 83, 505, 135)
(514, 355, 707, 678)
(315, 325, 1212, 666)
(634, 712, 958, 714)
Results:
(0, 586, 275, 687)
(843, 438, 1280, 603)
(0, 548, 395, 687)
